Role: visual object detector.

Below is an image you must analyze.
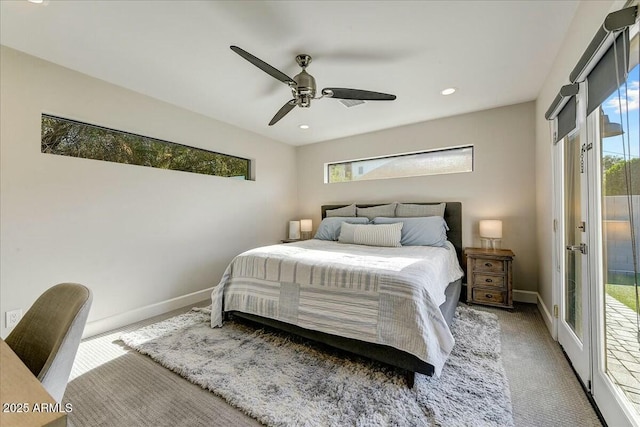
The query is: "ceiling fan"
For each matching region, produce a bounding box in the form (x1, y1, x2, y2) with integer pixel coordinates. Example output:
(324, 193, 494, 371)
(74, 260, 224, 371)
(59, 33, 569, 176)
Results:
(230, 46, 397, 126)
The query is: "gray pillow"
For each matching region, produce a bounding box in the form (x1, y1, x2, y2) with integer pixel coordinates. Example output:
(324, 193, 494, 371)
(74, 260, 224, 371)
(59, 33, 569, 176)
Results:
(396, 202, 445, 217)
(325, 204, 356, 217)
(338, 222, 403, 247)
(356, 203, 397, 220)
(314, 217, 370, 241)
(372, 216, 449, 247)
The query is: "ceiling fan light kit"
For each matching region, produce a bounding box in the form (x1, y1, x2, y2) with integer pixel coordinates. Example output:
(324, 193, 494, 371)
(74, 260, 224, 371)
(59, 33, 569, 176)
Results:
(230, 45, 396, 126)
(339, 99, 366, 108)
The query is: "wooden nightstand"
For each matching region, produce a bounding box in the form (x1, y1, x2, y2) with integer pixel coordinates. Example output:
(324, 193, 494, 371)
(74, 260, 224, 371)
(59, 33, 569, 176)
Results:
(464, 247, 515, 309)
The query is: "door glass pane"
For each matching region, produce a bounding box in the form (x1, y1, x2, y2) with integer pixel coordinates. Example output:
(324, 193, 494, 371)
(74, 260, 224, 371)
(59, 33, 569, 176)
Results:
(601, 59, 640, 415)
(565, 131, 583, 340)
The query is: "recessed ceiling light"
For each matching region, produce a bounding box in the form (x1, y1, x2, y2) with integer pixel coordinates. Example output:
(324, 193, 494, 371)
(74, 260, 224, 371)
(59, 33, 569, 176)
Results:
(441, 87, 456, 96)
(299, 124, 310, 130)
(27, 0, 44, 3)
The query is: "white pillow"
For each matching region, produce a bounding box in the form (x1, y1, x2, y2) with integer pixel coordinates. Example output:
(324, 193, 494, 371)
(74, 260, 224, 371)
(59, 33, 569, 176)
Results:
(338, 222, 403, 247)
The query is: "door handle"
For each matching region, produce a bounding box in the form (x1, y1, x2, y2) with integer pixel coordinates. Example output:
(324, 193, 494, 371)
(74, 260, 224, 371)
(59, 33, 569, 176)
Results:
(566, 243, 587, 254)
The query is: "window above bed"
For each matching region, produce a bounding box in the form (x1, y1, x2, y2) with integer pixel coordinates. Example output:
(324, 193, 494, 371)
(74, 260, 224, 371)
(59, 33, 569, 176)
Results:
(325, 145, 473, 184)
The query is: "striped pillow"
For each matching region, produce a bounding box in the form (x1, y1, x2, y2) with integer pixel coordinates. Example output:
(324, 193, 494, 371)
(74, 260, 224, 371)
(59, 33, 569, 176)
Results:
(338, 222, 403, 247)
(314, 217, 370, 241)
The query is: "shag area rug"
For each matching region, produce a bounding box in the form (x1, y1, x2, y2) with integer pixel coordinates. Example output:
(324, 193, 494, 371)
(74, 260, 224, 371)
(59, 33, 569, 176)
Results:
(121, 306, 513, 427)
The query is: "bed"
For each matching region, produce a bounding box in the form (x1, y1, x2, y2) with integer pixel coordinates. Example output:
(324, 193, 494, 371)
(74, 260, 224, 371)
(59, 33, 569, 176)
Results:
(210, 202, 464, 386)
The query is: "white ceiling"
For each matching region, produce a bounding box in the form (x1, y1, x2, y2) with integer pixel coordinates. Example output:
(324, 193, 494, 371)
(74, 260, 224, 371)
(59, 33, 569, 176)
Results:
(0, 0, 580, 146)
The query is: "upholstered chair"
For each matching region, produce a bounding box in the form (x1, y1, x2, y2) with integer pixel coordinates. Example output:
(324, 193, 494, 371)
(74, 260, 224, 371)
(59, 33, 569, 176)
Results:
(5, 283, 93, 402)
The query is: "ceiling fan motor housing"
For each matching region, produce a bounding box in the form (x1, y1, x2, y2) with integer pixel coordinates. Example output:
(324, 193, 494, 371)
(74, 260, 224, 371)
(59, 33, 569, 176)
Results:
(293, 70, 316, 107)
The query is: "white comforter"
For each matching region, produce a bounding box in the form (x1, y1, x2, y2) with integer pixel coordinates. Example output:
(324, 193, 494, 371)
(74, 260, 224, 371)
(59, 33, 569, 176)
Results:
(211, 239, 463, 376)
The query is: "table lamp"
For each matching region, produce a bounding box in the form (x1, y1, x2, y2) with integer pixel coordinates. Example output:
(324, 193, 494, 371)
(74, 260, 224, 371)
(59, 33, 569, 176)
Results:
(289, 221, 301, 240)
(300, 219, 313, 240)
(479, 220, 502, 249)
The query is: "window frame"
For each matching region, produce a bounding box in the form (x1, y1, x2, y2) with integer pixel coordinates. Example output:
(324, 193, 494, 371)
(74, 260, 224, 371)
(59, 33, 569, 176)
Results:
(324, 144, 474, 184)
(41, 114, 253, 181)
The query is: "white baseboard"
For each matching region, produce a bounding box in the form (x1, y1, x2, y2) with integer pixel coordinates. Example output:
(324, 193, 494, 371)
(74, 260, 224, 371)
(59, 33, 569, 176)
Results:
(512, 289, 538, 304)
(83, 287, 213, 338)
(82, 286, 558, 340)
(537, 294, 555, 339)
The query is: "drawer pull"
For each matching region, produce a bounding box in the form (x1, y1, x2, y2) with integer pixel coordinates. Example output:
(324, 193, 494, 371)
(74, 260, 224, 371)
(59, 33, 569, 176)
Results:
(485, 278, 493, 283)
(485, 262, 492, 267)
(485, 294, 493, 299)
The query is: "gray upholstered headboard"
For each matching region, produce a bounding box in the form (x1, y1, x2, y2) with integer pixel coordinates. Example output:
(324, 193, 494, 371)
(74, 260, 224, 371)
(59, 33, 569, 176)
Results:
(321, 202, 463, 265)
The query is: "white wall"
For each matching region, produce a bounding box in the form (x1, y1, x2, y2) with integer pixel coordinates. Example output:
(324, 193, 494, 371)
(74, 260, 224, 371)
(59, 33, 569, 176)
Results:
(0, 46, 297, 338)
(535, 0, 618, 330)
(296, 102, 538, 295)
(6, 0, 617, 338)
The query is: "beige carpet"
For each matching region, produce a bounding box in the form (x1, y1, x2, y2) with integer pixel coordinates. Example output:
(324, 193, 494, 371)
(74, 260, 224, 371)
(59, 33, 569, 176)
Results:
(475, 304, 603, 426)
(119, 306, 512, 426)
(63, 302, 602, 426)
(65, 304, 261, 427)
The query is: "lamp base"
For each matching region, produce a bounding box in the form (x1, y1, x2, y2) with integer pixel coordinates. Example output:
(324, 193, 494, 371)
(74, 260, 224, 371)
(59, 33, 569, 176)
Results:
(480, 238, 501, 250)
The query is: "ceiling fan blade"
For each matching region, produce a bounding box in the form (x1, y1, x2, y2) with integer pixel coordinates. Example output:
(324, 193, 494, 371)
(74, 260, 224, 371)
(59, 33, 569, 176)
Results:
(230, 46, 296, 86)
(322, 88, 396, 101)
(269, 100, 296, 126)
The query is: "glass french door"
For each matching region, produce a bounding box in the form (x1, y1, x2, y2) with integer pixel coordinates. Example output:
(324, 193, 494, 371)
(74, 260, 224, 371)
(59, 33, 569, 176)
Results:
(557, 128, 592, 388)
(589, 59, 640, 426)
(555, 55, 640, 427)
(552, 18, 640, 425)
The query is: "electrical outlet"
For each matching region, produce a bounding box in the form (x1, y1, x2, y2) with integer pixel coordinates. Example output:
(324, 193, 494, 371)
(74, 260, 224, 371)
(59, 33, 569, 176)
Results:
(6, 309, 22, 328)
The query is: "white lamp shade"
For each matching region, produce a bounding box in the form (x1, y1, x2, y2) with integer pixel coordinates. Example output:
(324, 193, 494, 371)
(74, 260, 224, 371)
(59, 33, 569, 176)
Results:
(289, 221, 301, 239)
(300, 219, 313, 232)
(479, 220, 502, 239)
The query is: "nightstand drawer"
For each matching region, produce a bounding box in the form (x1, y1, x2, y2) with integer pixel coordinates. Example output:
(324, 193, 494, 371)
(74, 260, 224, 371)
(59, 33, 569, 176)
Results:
(472, 288, 506, 305)
(472, 258, 505, 273)
(473, 274, 505, 288)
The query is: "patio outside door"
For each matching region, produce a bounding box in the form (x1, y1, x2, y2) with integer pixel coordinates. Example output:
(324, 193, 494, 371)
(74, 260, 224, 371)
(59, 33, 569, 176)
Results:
(553, 20, 639, 426)
(557, 129, 592, 388)
(589, 57, 640, 426)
